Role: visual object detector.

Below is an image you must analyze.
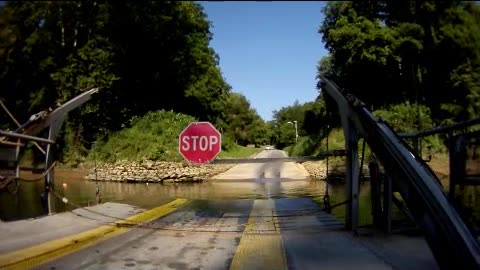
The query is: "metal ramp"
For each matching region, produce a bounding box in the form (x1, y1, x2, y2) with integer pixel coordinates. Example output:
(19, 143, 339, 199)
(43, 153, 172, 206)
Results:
(320, 76, 480, 269)
(0, 88, 98, 212)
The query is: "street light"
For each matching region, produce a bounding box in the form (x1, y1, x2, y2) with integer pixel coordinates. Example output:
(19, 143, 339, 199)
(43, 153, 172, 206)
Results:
(287, 120, 298, 143)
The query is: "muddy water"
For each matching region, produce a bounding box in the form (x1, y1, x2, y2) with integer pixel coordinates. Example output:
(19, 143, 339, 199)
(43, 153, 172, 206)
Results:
(1, 170, 458, 230)
(1, 169, 332, 221)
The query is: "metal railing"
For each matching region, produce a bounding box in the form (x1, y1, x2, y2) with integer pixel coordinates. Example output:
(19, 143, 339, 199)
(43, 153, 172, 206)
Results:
(320, 76, 480, 270)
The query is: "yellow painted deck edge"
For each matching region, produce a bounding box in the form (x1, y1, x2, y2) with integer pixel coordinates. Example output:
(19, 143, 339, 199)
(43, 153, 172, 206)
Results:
(229, 199, 287, 270)
(0, 198, 189, 270)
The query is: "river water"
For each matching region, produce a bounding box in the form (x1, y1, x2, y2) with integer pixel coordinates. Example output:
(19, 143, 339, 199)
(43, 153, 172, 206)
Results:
(0, 168, 455, 229)
(1, 169, 341, 222)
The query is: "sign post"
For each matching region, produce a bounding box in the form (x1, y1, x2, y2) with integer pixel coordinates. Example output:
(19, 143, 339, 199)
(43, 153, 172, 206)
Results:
(179, 122, 222, 164)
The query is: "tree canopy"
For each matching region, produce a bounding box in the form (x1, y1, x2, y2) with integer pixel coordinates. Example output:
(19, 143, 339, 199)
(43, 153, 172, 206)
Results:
(0, 1, 269, 163)
(222, 92, 270, 146)
(273, 1, 480, 153)
(318, 1, 480, 124)
(270, 99, 327, 148)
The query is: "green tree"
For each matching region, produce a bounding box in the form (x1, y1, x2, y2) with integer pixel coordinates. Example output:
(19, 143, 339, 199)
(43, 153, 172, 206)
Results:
(270, 99, 328, 148)
(319, 2, 403, 108)
(318, 1, 480, 123)
(222, 92, 270, 146)
(0, 1, 233, 164)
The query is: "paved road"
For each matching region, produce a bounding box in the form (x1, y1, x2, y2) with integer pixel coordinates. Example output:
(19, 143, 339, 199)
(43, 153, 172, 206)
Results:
(214, 150, 310, 180)
(34, 150, 438, 270)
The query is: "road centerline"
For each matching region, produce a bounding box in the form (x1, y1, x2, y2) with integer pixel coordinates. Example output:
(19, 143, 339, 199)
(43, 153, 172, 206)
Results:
(229, 199, 287, 270)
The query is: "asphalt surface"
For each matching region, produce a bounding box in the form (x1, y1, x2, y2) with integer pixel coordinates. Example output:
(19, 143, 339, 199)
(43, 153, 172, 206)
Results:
(213, 150, 310, 180)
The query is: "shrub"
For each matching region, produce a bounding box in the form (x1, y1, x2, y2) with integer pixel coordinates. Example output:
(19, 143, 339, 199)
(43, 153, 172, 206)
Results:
(87, 110, 196, 162)
(374, 102, 446, 154)
(373, 102, 434, 133)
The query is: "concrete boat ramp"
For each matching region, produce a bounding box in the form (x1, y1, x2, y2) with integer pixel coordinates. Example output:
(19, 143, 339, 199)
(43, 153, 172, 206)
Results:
(0, 151, 439, 269)
(0, 197, 438, 270)
(0, 202, 145, 255)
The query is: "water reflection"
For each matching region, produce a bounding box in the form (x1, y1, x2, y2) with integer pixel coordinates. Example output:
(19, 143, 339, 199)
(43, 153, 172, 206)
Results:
(0, 169, 432, 227)
(1, 170, 329, 221)
(327, 182, 379, 226)
(5, 169, 480, 237)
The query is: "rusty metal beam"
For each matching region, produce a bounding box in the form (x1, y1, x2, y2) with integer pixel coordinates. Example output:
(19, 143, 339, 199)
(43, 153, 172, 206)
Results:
(400, 117, 480, 138)
(23, 88, 99, 136)
(0, 140, 25, 147)
(0, 130, 55, 144)
(1, 99, 46, 154)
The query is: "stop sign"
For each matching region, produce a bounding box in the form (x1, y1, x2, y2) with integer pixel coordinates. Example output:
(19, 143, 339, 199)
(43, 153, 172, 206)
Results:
(179, 122, 222, 164)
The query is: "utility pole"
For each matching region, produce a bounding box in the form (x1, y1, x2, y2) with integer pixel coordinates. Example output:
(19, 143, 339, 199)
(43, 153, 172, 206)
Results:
(287, 121, 298, 143)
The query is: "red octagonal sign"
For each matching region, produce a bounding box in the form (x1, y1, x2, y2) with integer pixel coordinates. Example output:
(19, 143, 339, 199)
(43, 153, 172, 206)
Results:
(179, 122, 222, 164)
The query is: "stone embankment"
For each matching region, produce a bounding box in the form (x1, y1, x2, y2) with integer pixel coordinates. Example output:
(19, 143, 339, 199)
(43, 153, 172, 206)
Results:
(84, 160, 234, 183)
(302, 160, 368, 180)
(302, 161, 329, 179)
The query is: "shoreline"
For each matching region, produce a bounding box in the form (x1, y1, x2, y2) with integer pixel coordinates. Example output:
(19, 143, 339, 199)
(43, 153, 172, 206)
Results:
(82, 160, 235, 183)
(300, 158, 449, 183)
(18, 161, 235, 183)
(24, 154, 449, 184)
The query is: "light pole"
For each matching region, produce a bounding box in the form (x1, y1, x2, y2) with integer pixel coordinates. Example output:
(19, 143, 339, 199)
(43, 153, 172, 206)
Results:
(287, 120, 298, 143)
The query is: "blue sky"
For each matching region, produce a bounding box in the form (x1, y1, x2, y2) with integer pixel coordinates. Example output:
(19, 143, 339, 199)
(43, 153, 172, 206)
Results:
(199, 1, 328, 121)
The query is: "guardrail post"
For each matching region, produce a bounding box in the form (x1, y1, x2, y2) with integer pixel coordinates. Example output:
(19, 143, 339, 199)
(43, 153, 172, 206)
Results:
(449, 135, 467, 199)
(412, 137, 419, 153)
(44, 128, 55, 214)
(15, 139, 20, 185)
(369, 161, 382, 229)
(345, 120, 359, 232)
(44, 117, 65, 215)
(383, 175, 392, 234)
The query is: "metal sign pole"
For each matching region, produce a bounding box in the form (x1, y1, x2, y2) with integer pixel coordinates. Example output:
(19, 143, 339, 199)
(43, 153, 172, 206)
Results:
(44, 116, 65, 215)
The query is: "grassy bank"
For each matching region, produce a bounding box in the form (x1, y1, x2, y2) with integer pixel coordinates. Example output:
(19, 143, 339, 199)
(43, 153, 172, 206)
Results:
(86, 110, 196, 163)
(76, 110, 260, 165)
(284, 129, 349, 171)
(284, 127, 449, 178)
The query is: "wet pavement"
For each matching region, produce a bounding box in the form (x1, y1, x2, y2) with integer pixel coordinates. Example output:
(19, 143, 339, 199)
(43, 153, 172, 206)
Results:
(1, 151, 324, 221)
(34, 197, 438, 270)
(0, 202, 144, 254)
(2, 150, 439, 269)
(214, 150, 310, 180)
